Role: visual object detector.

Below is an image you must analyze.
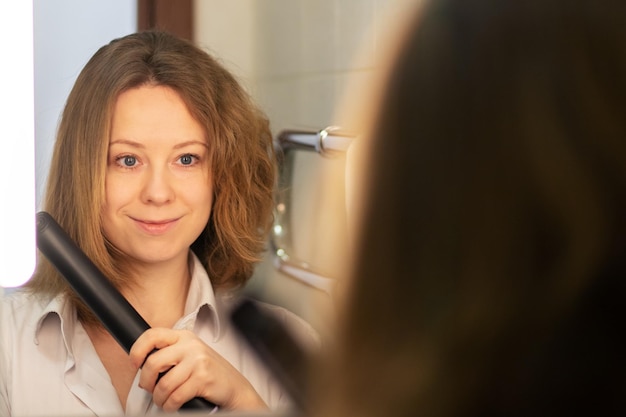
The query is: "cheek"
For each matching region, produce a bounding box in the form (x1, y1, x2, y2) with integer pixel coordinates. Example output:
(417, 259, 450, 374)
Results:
(103, 176, 135, 214)
(190, 180, 214, 219)
(195, 171, 213, 205)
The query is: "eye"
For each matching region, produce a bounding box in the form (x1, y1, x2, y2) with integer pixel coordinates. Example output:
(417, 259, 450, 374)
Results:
(178, 154, 198, 166)
(123, 156, 137, 166)
(114, 154, 139, 168)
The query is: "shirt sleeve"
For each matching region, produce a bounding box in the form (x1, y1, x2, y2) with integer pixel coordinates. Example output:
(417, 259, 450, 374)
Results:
(272, 304, 321, 352)
(256, 302, 321, 411)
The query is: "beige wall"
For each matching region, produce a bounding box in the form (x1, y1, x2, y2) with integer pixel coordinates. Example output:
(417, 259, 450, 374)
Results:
(194, 0, 416, 336)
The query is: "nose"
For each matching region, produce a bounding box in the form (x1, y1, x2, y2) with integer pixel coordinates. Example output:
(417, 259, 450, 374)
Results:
(141, 165, 175, 205)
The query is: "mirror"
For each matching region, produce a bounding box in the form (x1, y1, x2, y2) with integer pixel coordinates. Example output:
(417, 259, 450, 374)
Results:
(24, 0, 410, 332)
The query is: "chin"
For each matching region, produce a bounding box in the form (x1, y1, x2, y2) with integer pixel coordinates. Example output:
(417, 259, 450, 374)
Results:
(129, 246, 189, 266)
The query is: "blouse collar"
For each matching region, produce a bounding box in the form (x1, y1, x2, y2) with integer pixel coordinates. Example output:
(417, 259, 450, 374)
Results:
(34, 251, 223, 351)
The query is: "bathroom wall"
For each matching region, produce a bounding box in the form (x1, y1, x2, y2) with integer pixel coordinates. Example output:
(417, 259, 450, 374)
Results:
(194, 0, 417, 336)
(195, 0, 415, 134)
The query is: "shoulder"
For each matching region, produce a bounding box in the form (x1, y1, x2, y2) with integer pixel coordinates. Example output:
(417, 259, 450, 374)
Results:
(1, 289, 51, 382)
(2, 289, 35, 320)
(1, 289, 50, 322)
(229, 297, 321, 351)
(1, 289, 59, 346)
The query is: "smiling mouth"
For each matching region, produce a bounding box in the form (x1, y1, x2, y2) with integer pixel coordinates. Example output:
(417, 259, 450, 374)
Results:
(132, 217, 180, 234)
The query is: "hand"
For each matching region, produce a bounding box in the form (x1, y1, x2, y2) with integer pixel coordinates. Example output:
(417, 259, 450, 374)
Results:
(129, 328, 268, 412)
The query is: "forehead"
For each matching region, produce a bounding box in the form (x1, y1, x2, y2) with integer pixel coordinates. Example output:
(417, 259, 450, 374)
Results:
(110, 85, 206, 146)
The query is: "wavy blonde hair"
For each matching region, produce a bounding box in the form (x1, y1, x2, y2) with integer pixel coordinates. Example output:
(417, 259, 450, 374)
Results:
(28, 31, 276, 322)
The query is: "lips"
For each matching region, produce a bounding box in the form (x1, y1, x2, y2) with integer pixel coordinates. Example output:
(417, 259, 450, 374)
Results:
(132, 217, 180, 235)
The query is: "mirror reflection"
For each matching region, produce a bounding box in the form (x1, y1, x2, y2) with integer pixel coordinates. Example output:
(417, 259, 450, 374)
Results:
(30, 0, 412, 330)
(2, 1, 412, 415)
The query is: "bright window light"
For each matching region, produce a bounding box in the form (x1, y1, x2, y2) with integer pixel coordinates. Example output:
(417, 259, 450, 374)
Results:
(0, 1, 36, 287)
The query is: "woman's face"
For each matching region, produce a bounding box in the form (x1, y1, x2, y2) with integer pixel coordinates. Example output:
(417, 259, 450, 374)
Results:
(102, 85, 213, 268)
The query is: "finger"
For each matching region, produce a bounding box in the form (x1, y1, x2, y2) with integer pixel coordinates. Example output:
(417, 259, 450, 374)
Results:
(129, 328, 181, 369)
(162, 382, 201, 413)
(138, 347, 183, 393)
(152, 359, 196, 411)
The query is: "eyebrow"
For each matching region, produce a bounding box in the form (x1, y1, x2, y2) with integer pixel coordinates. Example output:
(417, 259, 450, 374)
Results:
(109, 139, 208, 149)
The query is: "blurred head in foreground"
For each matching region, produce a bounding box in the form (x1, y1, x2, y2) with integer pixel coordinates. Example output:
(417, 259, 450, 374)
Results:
(316, 0, 626, 416)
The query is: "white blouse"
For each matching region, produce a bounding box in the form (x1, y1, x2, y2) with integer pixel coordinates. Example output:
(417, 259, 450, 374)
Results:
(0, 254, 318, 416)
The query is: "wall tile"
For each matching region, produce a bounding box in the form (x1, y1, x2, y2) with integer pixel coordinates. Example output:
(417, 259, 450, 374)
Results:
(334, 0, 377, 71)
(296, 74, 339, 130)
(254, 0, 303, 78)
(255, 78, 302, 136)
(300, 0, 338, 73)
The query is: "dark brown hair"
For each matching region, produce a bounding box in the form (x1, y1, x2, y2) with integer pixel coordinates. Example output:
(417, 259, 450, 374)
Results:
(319, 0, 626, 416)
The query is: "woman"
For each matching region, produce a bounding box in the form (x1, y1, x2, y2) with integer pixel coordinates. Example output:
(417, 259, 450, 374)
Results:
(316, 0, 626, 416)
(0, 31, 316, 416)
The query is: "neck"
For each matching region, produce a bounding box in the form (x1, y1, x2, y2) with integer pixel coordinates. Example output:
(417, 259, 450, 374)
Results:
(120, 253, 192, 328)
